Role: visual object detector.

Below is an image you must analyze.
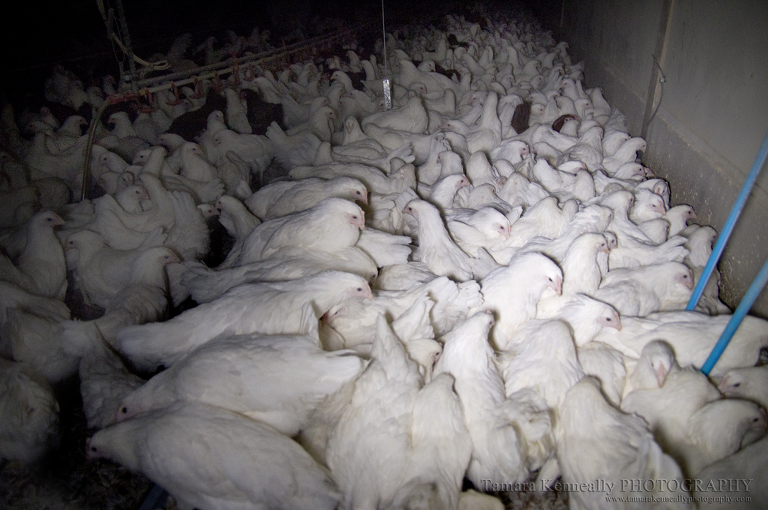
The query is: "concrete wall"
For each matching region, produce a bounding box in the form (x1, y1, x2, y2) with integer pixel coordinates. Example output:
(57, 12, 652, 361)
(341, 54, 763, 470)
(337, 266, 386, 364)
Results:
(548, 0, 768, 317)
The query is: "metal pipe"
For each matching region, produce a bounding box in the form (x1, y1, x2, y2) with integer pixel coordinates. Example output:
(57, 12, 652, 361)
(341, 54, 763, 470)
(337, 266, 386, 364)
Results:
(136, 484, 167, 510)
(104, 23, 371, 100)
(135, 24, 368, 90)
(687, 129, 768, 311)
(114, 0, 138, 92)
(700, 255, 768, 376)
(82, 22, 373, 197)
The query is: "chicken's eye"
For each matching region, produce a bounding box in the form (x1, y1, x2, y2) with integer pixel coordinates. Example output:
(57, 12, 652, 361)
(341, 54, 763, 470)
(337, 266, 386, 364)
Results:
(352, 215, 358, 220)
(548, 277, 553, 282)
(90, 446, 98, 452)
(356, 287, 363, 292)
(605, 317, 612, 322)
(121, 407, 128, 414)
(734, 382, 741, 388)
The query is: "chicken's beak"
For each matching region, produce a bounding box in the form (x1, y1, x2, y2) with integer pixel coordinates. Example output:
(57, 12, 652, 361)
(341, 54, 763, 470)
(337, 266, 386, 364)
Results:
(612, 312, 622, 331)
(51, 213, 66, 227)
(550, 276, 562, 296)
(85, 438, 99, 460)
(655, 364, 669, 388)
(167, 252, 181, 264)
(360, 193, 369, 206)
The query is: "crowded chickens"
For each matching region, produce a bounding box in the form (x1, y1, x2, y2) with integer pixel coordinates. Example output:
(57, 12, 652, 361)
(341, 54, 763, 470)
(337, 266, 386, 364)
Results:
(1, 2, 767, 509)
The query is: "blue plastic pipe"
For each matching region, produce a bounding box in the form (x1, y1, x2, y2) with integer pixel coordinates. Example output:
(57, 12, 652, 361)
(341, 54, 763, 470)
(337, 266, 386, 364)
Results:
(687, 129, 768, 311)
(700, 255, 768, 375)
(137, 484, 167, 510)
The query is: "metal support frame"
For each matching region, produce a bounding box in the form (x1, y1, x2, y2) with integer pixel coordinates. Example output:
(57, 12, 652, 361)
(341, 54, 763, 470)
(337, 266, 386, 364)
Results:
(80, 22, 374, 201)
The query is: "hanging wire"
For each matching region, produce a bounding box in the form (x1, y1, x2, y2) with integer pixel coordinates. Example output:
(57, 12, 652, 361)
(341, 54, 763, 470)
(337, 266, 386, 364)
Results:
(381, 0, 392, 109)
(647, 54, 666, 126)
(381, 0, 387, 77)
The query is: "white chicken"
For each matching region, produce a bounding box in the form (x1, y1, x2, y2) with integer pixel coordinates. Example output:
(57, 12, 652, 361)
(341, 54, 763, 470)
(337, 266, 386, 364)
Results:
(556, 376, 690, 509)
(117, 270, 372, 369)
(326, 314, 421, 509)
(403, 198, 475, 281)
(1, 12, 761, 508)
(0, 359, 59, 463)
(479, 251, 562, 350)
(434, 312, 531, 489)
(0, 210, 67, 300)
(229, 197, 366, 266)
(498, 319, 585, 408)
(593, 311, 768, 377)
(718, 365, 768, 409)
(87, 402, 341, 510)
(117, 328, 364, 436)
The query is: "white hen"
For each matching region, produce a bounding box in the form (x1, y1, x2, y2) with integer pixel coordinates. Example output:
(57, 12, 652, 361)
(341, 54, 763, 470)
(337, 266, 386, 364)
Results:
(0, 359, 59, 463)
(556, 376, 689, 509)
(117, 328, 364, 436)
(434, 312, 530, 489)
(88, 401, 340, 510)
(479, 251, 562, 350)
(498, 319, 584, 408)
(326, 314, 421, 510)
(117, 270, 372, 370)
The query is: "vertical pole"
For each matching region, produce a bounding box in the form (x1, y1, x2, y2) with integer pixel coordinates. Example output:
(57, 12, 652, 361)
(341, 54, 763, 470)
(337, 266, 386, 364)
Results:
(114, 0, 138, 93)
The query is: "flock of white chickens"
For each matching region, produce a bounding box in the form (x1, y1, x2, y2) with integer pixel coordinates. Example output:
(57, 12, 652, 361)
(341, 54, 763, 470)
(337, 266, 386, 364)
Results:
(2, 3, 768, 510)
